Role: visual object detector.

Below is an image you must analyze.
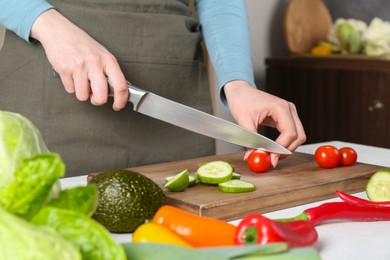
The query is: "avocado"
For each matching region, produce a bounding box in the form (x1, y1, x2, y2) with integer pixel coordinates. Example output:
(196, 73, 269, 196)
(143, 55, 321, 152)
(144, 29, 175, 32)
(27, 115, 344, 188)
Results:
(88, 169, 165, 233)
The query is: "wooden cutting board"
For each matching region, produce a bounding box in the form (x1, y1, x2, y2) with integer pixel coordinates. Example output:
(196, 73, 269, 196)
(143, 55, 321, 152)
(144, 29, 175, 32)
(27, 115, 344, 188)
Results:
(284, 0, 333, 54)
(128, 152, 382, 221)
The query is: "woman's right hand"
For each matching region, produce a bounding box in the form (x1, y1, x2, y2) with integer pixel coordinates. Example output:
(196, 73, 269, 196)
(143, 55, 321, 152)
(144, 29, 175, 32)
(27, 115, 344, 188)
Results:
(30, 9, 128, 111)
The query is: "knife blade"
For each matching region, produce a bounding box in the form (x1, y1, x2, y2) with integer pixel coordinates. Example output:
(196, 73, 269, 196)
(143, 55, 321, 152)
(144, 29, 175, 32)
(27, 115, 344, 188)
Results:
(108, 82, 291, 155)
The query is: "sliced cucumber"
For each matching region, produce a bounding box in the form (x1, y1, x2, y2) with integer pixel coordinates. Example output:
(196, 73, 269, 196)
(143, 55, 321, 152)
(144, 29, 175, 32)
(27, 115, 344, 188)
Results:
(232, 172, 241, 180)
(366, 169, 390, 201)
(218, 180, 256, 193)
(164, 169, 190, 192)
(165, 175, 196, 187)
(196, 161, 233, 184)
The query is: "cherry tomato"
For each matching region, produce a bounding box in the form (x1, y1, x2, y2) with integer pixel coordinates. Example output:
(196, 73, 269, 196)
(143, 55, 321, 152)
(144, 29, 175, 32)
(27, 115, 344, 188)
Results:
(314, 145, 341, 169)
(246, 150, 271, 173)
(339, 147, 358, 166)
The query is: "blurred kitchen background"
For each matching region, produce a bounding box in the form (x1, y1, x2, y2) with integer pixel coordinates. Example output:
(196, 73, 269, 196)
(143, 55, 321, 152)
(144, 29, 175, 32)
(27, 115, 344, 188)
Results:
(1, 0, 389, 154)
(214, 0, 390, 154)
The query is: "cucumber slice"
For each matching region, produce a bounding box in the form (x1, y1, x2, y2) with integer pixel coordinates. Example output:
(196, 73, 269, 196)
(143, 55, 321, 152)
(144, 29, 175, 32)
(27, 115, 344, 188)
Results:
(218, 180, 256, 193)
(196, 161, 233, 184)
(164, 169, 190, 192)
(366, 169, 390, 201)
(232, 172, 241, 180)
(165, 175, 196, 187)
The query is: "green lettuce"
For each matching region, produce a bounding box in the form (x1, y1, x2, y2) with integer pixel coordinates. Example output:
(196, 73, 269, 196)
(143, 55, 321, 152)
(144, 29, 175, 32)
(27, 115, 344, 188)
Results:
(0, 154, 65, 220)
(0, 111, 49, 187)
(47, 185, 98, 216)
(0, 206, 81, 260)
(0, 111, 125, 259)
(32, 206, 126, 260)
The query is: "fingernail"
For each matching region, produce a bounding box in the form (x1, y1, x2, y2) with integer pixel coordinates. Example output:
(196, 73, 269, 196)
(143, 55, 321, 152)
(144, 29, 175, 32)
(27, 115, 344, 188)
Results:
(271, 154, 280, 168)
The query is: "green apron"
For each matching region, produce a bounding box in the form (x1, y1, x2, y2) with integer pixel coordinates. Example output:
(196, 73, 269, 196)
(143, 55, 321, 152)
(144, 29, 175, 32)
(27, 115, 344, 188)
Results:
(0, 0, 214, 177)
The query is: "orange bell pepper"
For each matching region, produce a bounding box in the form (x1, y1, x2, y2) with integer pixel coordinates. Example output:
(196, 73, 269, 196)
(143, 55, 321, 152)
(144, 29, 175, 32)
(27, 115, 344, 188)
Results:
(152, 205, 236, 247)
(132, 222, 192, 248)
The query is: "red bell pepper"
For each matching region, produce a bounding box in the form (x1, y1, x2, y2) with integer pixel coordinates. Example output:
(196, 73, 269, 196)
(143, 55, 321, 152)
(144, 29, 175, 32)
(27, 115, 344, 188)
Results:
(336, 190, 390, 207)
(278, 201, 390, 226)
(234, 213, 318, 248)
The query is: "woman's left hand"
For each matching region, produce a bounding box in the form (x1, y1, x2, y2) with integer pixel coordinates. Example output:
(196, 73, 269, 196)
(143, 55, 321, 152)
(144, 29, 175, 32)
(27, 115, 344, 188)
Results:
(224, 80, 306, 167)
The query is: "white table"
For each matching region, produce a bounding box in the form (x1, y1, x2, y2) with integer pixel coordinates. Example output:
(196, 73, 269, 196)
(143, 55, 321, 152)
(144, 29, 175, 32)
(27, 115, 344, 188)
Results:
(60, 141, 390, 260)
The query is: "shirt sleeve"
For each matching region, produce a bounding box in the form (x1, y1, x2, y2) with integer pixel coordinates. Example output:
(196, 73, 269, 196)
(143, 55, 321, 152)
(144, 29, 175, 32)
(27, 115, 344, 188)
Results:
(195, 0, 256, 106)
(0, 0, 54, 42)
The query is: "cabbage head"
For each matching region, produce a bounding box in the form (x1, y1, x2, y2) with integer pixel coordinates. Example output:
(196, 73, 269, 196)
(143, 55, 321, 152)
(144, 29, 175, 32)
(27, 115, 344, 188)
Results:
(0, 111, 49, 187)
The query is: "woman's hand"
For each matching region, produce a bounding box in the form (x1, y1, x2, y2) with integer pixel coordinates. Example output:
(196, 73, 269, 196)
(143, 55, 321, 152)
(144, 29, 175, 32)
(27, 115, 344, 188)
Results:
(224, 80, 306, 167)
(30, 9, 128, 111)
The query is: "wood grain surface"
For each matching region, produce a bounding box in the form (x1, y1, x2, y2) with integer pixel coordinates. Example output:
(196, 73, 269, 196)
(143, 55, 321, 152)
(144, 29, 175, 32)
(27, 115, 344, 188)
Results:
(128, 152, 383, 221)
(284, 0, 332, 54)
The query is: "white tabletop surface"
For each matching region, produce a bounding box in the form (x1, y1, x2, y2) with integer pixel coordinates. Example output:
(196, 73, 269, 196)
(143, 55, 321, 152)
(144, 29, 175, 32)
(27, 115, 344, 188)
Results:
(60, 141, 390, 260)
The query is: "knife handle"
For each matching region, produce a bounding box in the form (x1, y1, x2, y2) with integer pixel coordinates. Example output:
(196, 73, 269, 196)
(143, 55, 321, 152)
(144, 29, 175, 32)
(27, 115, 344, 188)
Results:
(107, 80, 148, 111)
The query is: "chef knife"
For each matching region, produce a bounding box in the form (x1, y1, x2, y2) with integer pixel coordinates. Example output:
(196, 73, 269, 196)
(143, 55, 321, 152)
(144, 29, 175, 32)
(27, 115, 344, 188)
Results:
(108, 82, 291, 155)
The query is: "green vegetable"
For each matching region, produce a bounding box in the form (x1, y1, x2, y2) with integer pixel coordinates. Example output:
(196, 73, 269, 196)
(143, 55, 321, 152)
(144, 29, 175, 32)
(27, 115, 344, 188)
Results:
(218, 180, 256, 193)
(165, 174, 197, 187)
(0, 153, 65, 220)
(366, 169, 390, 201)
(121, 242, 321, 260)
(88, 169, 166, 233)
(0, 206, 81, 260)
(232, 172, 242, 180)
(318, 41, 341, 53)
(337, 22, 364, 54)
(47, 185, 98, 216)
(123, 242, 225, 260)
(164, 169, 190, 191)
(196, 161, 233, 184)
(0, 111, 49, 187)
(0, 111, 126, 259)
(201, 242, 287, 258)
(32, 206, 126, 260)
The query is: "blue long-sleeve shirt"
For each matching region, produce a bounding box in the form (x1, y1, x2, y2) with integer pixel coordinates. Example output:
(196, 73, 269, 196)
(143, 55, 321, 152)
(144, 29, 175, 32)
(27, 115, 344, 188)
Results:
(196, 0, 256, 98)
(0, 0, 53, 42)
(0, 0, 255, 102)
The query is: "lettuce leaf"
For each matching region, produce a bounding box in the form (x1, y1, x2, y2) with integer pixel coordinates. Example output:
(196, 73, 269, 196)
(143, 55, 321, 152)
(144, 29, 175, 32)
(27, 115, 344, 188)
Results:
(32, 206, 126, 260)
(0, 111, 125, 258)
(47, 185, 98, 216)
(0, 111, 49, 187)
(0, 154, 65, 220)
(0, 206, 81, 260)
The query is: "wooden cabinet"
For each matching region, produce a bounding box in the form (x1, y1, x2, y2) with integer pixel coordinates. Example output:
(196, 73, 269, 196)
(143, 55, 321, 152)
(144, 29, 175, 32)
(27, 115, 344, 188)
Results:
(265, 57, 390, 148)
